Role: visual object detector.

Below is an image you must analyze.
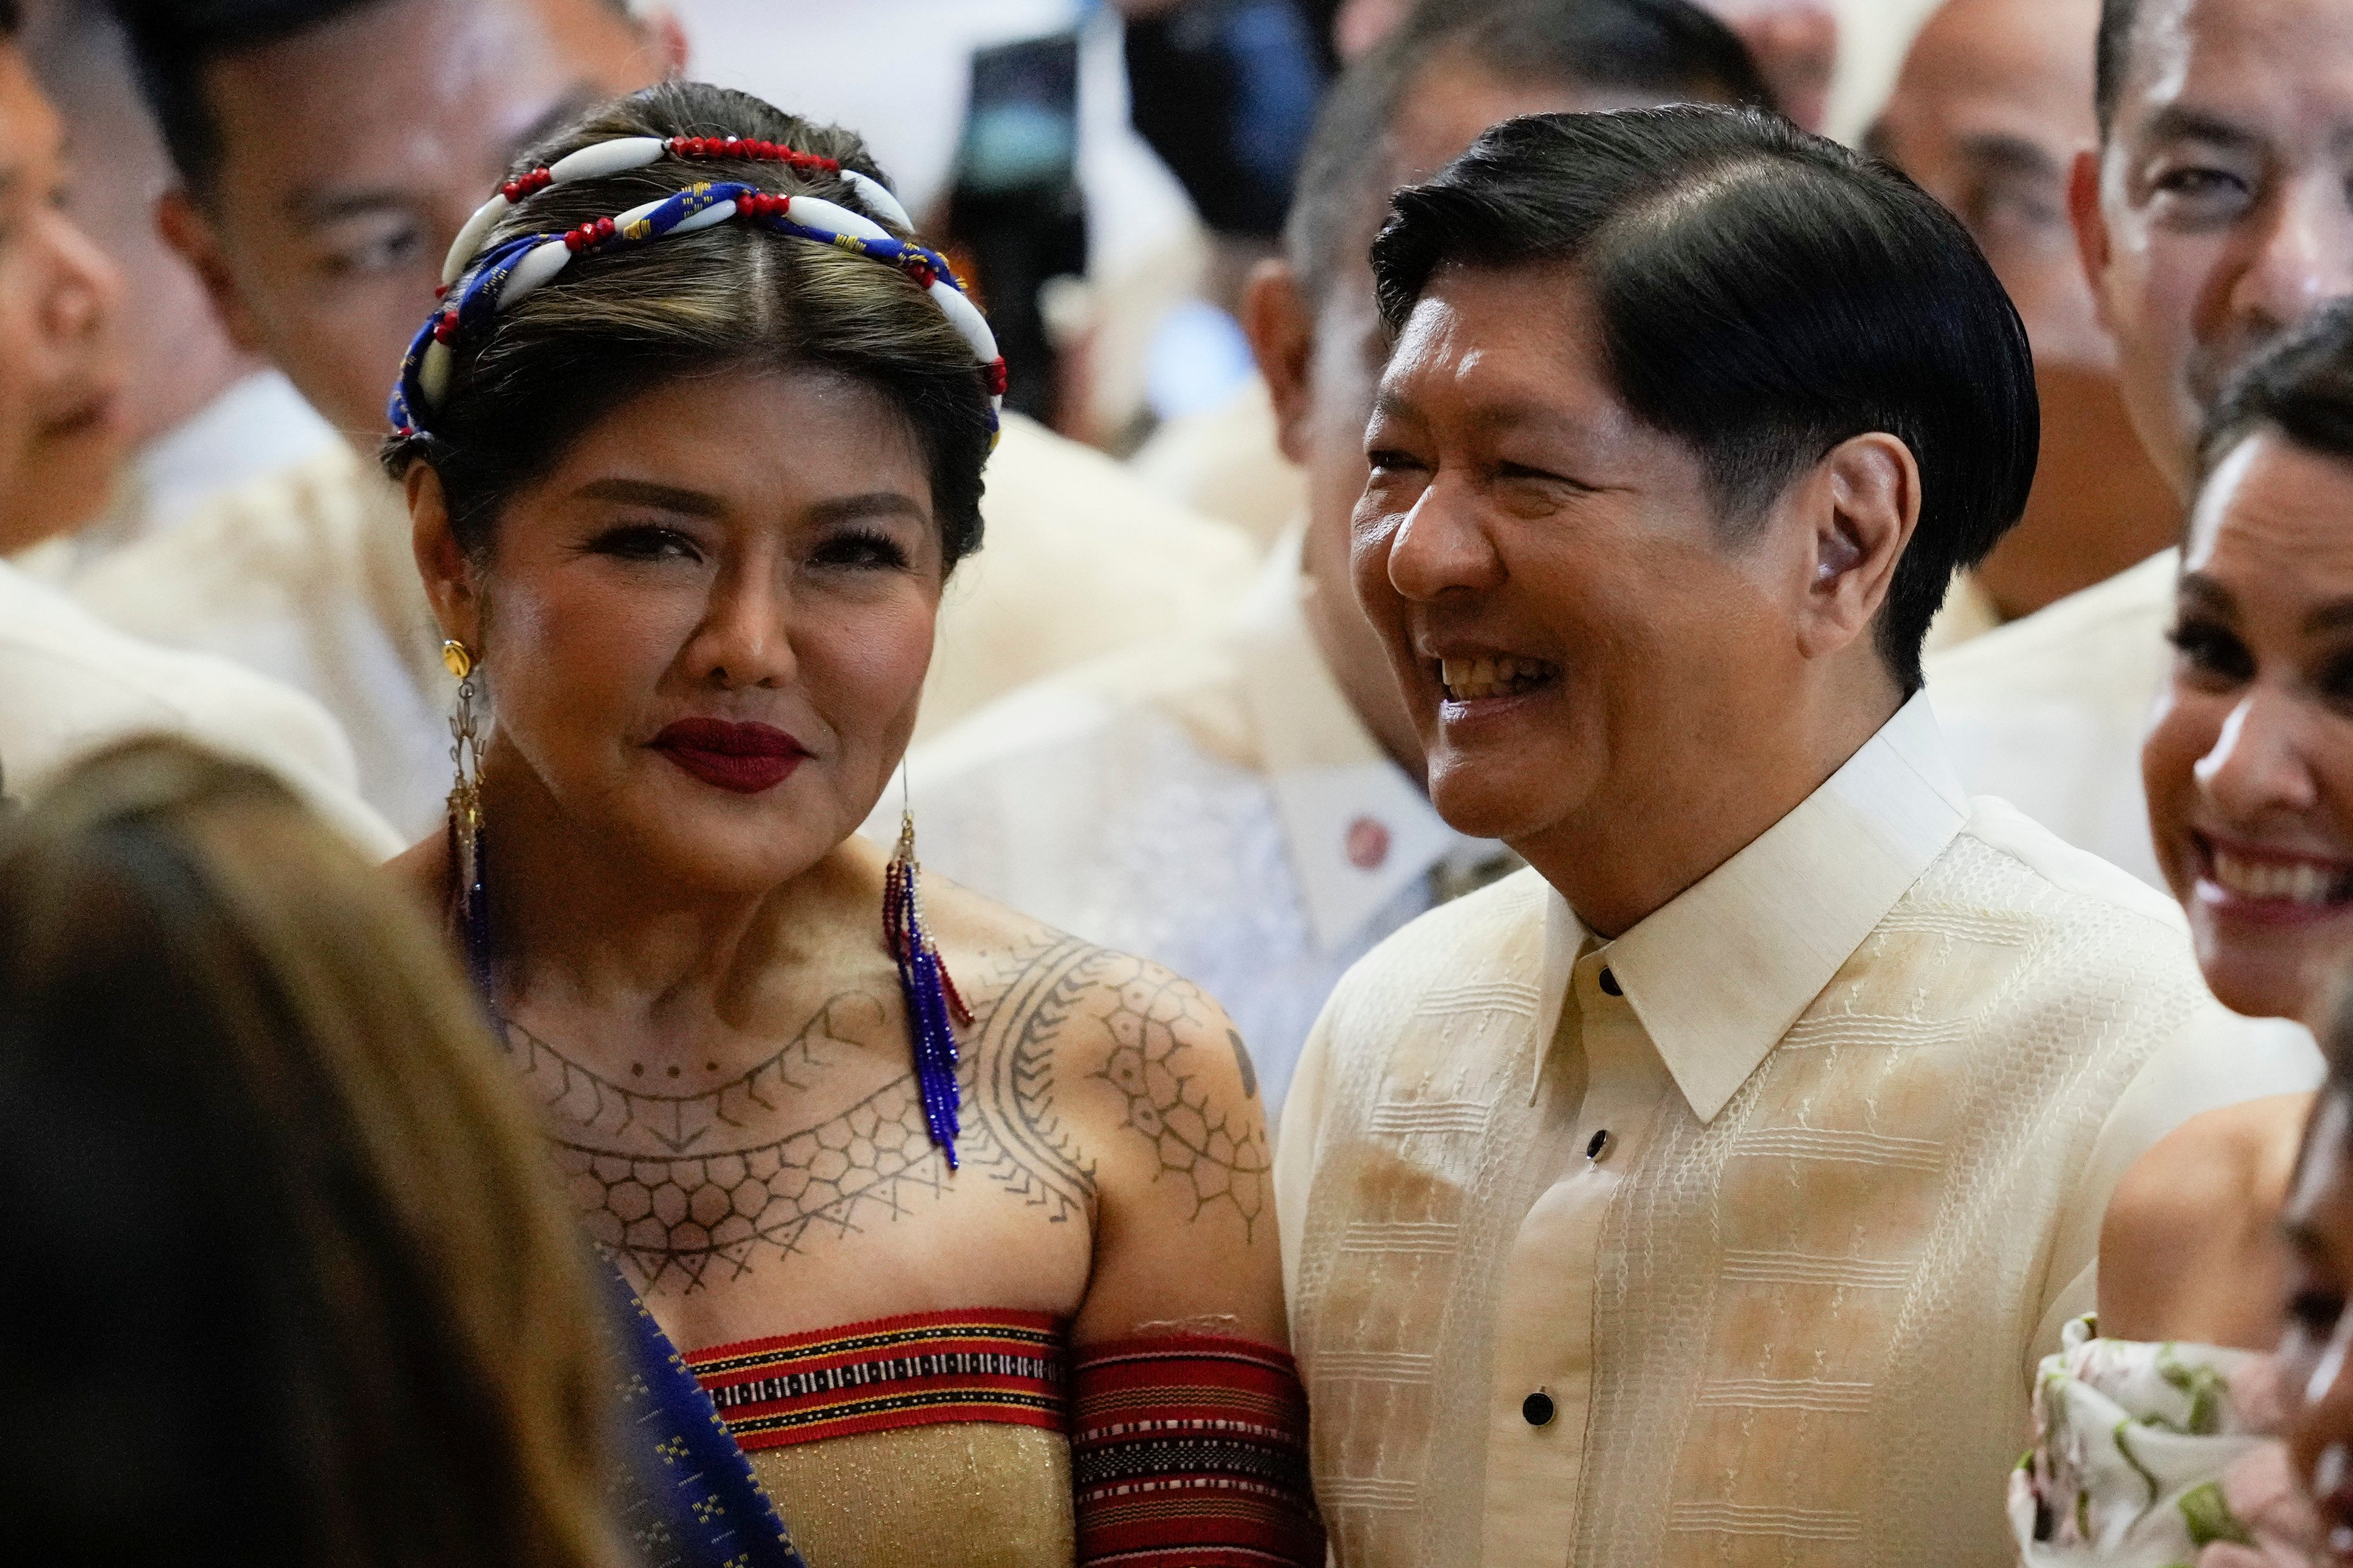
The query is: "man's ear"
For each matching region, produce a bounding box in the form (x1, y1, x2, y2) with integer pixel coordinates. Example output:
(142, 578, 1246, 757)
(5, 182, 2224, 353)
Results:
(1795, 432, 1919, 662)
(1239, 256, 1317, 465)
(638, 4, 692, 76)
(2069, 146, 2117, 337)
(408, 464, 484, 651)
(157, 188, 269, 355)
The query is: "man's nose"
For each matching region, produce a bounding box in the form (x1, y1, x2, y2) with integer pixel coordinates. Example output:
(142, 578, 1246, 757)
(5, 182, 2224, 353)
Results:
(1383, 476, 1505, 603)
(40, 209, 119, 352)
(2229, 173, 2353, 338)
(2194, 686, 2324, 822)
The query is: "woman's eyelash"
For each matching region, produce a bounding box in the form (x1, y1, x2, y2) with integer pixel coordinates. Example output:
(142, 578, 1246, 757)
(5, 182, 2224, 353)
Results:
(817, 527, 912, 569)
(584, 522, 699, 562)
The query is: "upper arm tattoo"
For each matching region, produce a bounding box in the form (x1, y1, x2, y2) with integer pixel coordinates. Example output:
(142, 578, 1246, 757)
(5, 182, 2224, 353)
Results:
(509, 933, 1268, 1295)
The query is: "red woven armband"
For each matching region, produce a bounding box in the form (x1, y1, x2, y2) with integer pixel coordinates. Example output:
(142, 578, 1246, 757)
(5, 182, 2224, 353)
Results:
(1071, 1334, 1324, 1567)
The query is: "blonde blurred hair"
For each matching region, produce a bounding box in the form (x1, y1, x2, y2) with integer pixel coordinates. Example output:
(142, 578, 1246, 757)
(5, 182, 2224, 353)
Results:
(0, 736, 622, 1568)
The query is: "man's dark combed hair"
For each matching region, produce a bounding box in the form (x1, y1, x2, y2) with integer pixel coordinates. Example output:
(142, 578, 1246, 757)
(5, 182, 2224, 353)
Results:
(2200, 301, 2353, 479)
(1372, 106, 2040, 691)
(1285, 0, 1774, 302)
(0, 1, 20, 38)
(111, 0, 630, 198)
(2095, 0, 2138, 135)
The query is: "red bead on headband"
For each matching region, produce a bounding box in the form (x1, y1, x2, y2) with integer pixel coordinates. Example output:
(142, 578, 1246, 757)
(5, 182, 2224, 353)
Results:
(669, 135, 843, 179)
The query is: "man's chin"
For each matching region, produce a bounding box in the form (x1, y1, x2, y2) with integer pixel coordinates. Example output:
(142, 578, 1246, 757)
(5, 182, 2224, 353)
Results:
(1425, 765, 1562, 846)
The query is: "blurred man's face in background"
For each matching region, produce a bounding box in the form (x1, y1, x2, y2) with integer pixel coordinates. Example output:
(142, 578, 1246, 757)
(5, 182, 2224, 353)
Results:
(0, 36, 123, 553)
(22, 0, 246, 456)
(1335, 0, 1833, 131)
(1694, 0, 1835, 130)
(1875, 0, 2106, 367)
(163, 0, 675, 440)
(1874, 0, 2176, 617)
(2079, 0, 2353, 498)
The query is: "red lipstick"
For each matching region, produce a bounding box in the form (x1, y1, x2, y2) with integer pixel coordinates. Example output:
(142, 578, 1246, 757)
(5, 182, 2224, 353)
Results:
(651, 717, 811, 795)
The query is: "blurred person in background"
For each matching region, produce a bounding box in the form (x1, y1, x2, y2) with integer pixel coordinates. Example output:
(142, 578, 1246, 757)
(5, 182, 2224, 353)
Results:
(1867, 0, 2177, 649)
(388, 82, 1318, 1568)
(1131, 0, 1827, 541)
(0, 0, 388, 852)
(902, 0, 1771, 1123)
(81, 0, 1256, 844)
(2010, 306, 2353, 1568)
(0, 738, 624, 1568)
(1337, 0, 1830, 128)
(1686, 0, 1834, 129)
(11, 0, 335, 581)
(1926, 0, 2353, 890)
(1276, 104, 2315, 1567)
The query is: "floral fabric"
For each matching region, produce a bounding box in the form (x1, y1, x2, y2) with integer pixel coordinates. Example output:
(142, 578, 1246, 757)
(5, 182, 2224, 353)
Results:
(2011, 1316, 2265, 1567)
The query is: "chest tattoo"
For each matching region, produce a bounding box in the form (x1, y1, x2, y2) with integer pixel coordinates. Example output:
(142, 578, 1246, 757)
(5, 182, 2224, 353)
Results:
(510, 934, 1268, 1293)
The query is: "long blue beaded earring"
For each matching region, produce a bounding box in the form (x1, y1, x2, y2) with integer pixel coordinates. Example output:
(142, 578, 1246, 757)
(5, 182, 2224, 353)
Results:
(883, 773, 970, 1167)
(442, 639, 492, 996)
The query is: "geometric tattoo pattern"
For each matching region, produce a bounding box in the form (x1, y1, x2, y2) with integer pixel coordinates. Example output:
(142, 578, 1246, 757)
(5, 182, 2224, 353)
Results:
(508, 934, 1271, 1295)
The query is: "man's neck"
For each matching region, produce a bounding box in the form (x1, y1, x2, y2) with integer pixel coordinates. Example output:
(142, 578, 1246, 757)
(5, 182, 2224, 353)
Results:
(1520, 677, 1906, 940)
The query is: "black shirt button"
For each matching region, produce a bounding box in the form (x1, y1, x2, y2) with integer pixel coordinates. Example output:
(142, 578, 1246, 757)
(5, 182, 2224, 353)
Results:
(1522, 1391, 1556, 1427)
(1599, 968, 1622, 996)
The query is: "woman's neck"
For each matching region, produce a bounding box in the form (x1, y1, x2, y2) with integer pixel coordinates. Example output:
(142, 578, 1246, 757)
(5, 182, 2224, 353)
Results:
(479, 752, 879, 1029)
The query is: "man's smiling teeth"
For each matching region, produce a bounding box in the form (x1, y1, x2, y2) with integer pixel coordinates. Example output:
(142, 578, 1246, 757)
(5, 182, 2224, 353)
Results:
(1439, 656, 1557, 702)
(2210, 847, 2352, 907)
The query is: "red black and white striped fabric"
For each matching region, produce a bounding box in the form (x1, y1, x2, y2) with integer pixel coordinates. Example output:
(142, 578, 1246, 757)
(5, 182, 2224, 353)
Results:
(685, 1309, 1065, 1449)
(1071, 1335, 1324, 1567)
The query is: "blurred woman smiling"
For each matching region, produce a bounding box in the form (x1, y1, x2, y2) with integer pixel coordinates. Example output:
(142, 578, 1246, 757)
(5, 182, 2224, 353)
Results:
(383, 83, 1317, 1568)
(2013, 306, 2353, 1565)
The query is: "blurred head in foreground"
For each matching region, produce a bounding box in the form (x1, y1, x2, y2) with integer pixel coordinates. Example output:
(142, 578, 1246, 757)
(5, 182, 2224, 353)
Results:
(0, 737, 620, 1568)
(2275, 975, 2353, 1546)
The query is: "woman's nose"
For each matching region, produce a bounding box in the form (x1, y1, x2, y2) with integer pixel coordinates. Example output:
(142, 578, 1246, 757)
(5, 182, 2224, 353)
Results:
(696, 566, 796, 689)
(2195, 688, 2323, 823)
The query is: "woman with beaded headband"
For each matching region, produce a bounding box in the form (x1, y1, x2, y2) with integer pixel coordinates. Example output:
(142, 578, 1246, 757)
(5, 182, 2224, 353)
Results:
(382, 83, 1317, 1568)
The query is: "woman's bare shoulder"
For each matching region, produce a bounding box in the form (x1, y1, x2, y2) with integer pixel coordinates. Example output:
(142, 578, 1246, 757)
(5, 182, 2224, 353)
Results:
(923, 874, 1270, 1234)
(2098, 1092, 2317, 1346)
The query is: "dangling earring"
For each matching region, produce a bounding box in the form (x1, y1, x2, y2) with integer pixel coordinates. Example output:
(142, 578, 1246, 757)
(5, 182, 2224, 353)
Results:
(443, 638, 492, 998)
(884, 767, 972, 1167)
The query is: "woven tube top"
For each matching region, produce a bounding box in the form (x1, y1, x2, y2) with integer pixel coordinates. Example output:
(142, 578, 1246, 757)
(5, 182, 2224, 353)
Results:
(686, 1310, 1074, 1568)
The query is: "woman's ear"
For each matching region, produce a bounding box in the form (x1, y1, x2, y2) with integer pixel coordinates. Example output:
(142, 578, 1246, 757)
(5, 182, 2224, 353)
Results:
(408, 464, 484, 651)
(1794, 431, 1920, 662)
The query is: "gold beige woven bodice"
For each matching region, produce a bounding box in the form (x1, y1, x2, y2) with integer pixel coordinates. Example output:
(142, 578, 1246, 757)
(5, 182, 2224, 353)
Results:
(746, 1426, 1074, 1568)
(1282, 832, 2318, 1568)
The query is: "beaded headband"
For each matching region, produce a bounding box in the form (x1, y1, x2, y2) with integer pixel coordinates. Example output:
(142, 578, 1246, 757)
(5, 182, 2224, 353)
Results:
(389, 133, 1005, 439)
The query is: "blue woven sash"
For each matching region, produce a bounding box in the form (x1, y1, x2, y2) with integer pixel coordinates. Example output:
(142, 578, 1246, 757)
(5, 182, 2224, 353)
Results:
(598, 1260, 809, 1568)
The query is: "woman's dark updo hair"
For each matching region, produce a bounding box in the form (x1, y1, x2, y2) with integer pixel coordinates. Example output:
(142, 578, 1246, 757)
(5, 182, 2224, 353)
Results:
(380, 83, 992, 571)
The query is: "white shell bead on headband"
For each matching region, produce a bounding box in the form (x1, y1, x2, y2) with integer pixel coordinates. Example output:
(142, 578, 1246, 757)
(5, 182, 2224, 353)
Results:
(441, 134, 915, 285)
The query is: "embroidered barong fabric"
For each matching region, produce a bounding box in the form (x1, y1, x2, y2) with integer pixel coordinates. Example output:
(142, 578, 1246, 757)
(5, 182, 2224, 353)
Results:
(685, 1309, 1067, 1448)
(2010, 1316, 2267, 1566)
(1070, 1335, 1324, 1567)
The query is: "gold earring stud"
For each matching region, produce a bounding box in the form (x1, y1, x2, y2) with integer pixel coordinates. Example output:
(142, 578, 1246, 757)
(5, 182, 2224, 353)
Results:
(442, 639, 473, 680)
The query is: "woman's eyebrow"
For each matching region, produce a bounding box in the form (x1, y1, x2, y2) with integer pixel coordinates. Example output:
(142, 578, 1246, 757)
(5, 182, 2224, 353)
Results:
(807, 492, 930, 526)
(571, 478, 728, 518)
